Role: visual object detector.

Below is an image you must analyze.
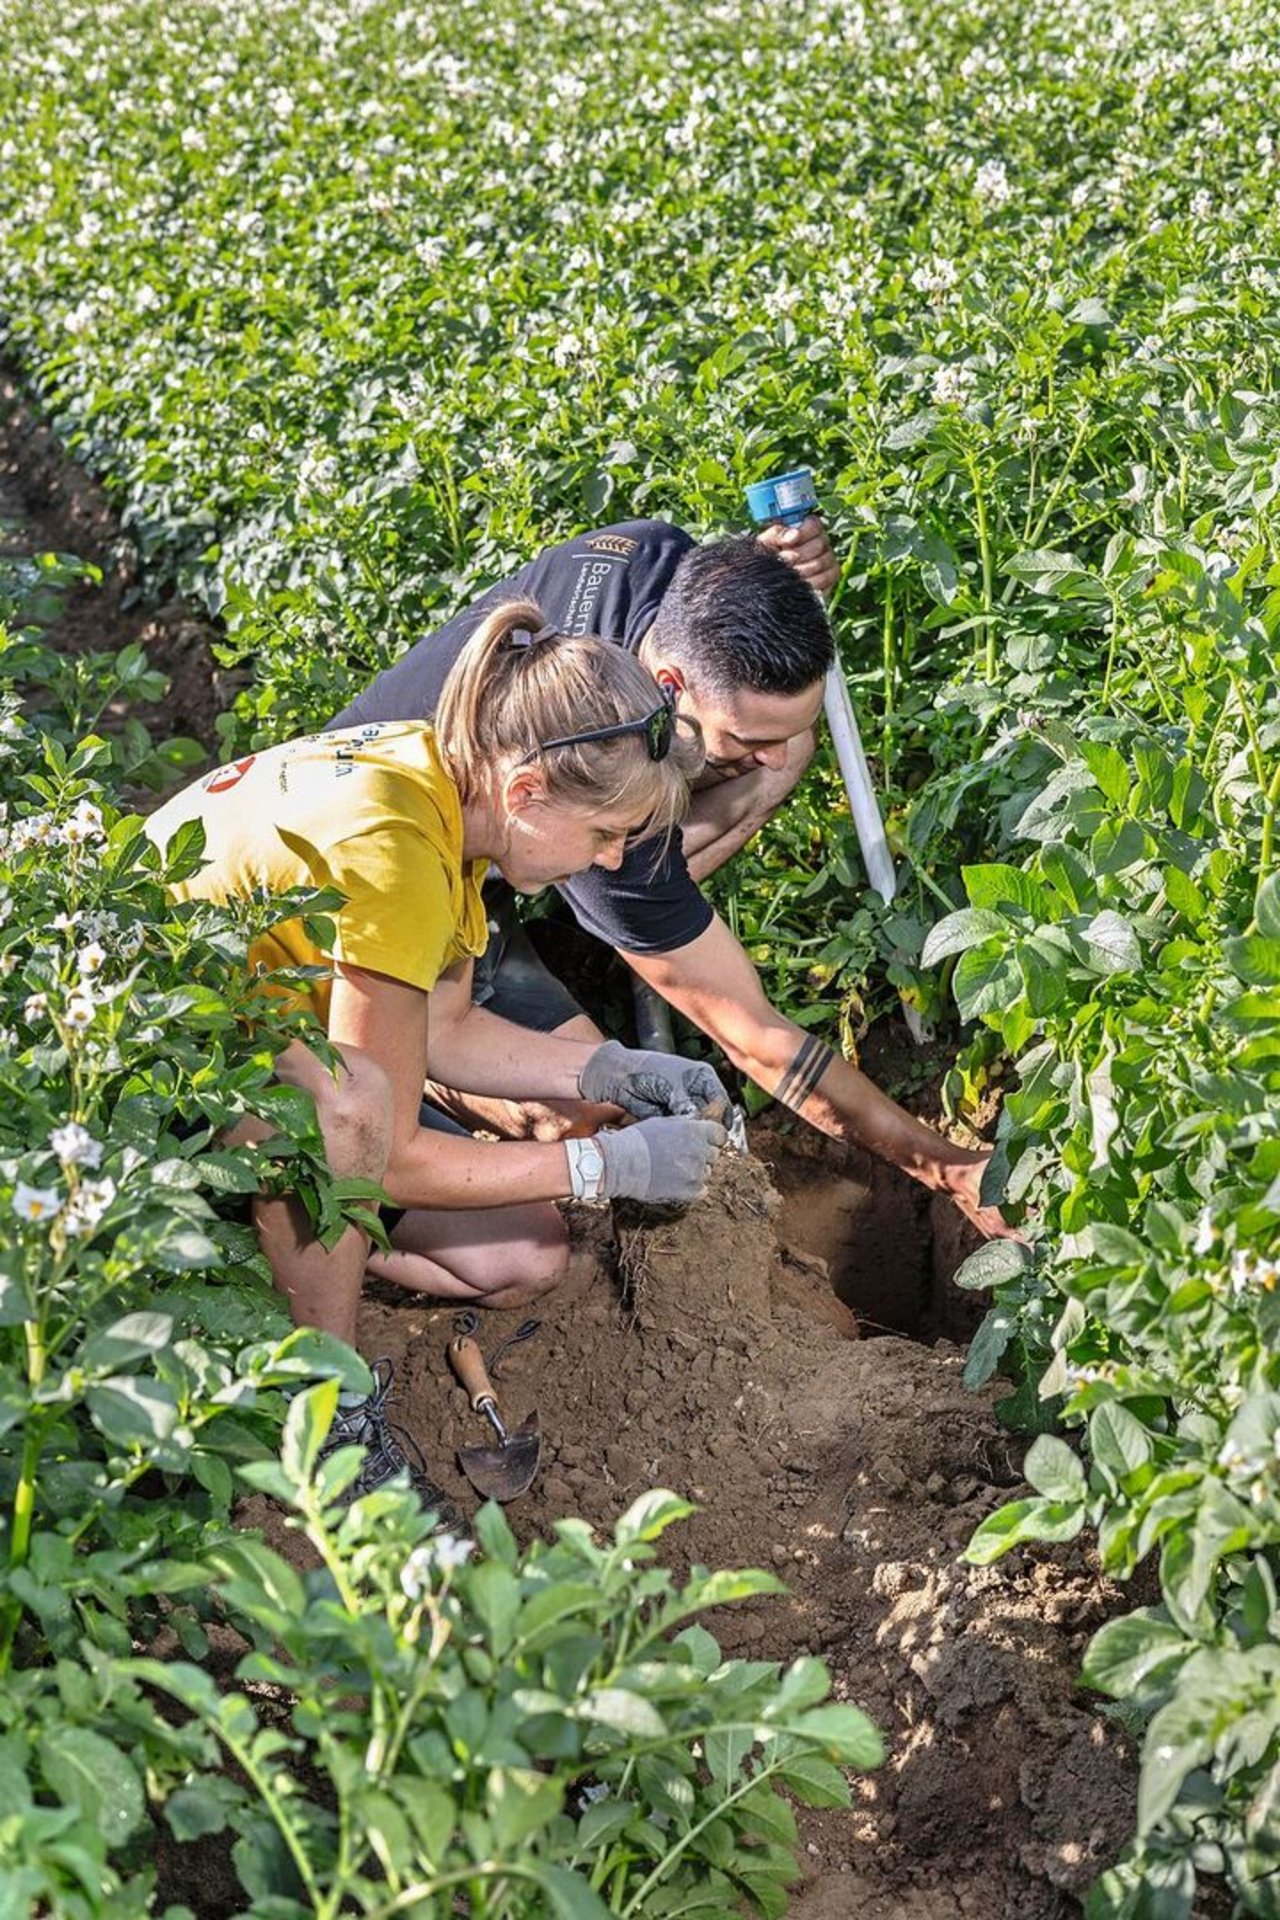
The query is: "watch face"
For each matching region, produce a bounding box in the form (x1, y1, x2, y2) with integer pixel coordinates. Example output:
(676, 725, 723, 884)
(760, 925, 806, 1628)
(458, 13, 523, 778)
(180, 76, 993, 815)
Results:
(581, 1141, 605, 1175)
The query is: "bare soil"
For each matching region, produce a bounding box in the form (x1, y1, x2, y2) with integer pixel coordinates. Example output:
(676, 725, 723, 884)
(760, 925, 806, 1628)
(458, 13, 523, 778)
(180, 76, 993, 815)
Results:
(3, 370, 1148, 1918)
(0, 373, 225, 758)
(349, 1135, 1139, 1919)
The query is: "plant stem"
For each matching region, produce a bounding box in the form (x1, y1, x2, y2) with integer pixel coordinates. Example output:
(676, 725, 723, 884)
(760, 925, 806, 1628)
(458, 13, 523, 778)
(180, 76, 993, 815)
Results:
(1101, 594, 1121, 704)
(882, 575, 896, 769)
(965, 452, 996, 682)
(0, 1312, 48, 1674)
(1024, 415, 1090, 550)
(619, 1760, 786, 1917)
(1258, 760, 1280, 888)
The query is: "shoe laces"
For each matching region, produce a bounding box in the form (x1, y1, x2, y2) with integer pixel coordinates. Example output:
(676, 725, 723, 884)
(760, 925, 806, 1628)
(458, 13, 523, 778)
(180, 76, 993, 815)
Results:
(323, 1357, 456, 1520)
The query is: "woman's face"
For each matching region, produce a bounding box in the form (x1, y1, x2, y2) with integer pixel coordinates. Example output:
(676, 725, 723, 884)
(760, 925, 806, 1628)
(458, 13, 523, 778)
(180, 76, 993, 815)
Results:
(496, 789, 639, 894)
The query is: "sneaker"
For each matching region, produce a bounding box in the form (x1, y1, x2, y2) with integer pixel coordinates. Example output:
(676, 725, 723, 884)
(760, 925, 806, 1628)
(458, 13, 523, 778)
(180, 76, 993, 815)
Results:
(319, 1357, 461, 1529)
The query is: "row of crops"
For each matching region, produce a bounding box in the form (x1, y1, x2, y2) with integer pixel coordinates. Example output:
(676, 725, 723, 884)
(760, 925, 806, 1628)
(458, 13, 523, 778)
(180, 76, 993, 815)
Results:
(1, 0, 1279, 1910)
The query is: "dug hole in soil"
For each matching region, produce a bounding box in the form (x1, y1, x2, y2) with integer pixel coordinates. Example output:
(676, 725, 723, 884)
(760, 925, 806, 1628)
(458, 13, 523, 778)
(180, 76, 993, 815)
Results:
(4, 376, 1140, 1919)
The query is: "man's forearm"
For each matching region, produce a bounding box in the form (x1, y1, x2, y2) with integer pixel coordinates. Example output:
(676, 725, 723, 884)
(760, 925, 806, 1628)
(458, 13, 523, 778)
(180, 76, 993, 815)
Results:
(718, 1016, 981, 1190)
(627, 918, 981, 1191)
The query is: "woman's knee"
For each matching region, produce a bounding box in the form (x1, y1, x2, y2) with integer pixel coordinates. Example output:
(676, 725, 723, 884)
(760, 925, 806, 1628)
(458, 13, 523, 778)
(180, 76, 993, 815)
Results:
(482, 1206, 570, 1306)
(514, 1204, 571, 1294)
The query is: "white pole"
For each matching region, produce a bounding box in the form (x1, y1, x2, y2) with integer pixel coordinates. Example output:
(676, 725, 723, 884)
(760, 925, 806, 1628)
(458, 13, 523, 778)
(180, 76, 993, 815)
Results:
(822, 658, 897, 902)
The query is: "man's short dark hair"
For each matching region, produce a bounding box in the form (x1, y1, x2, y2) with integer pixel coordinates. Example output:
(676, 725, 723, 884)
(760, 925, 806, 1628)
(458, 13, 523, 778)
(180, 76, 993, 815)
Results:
(647, 535, 834, 698)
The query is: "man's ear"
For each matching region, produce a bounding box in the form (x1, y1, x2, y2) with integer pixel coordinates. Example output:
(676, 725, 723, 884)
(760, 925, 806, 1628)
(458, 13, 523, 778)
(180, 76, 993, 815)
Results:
(652, 662, 685, 701)
(501, 765, 546, 818)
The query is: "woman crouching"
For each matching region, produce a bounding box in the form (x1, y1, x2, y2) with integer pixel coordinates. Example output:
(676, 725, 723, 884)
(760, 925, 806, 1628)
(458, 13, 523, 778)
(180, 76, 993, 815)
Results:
(147, 600, 726, 1508)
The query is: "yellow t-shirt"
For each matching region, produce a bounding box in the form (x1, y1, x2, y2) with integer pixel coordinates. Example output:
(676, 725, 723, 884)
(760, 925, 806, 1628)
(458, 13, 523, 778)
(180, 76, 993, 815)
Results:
(148, 722, 490, 1026)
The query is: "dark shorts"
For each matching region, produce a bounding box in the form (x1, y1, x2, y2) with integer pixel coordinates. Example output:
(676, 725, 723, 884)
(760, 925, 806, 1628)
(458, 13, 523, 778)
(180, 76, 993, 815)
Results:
(472, 874, 585, 1035)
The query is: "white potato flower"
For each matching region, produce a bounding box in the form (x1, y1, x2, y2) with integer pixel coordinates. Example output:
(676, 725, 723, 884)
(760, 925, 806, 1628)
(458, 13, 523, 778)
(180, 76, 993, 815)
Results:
(63, 800, 105, 846)
(932, 363, 978, 405)
(49, 1121, 103, 1169)
(974, 158, 1011, 207)
(13, 1182, 61, 1224)
(64, 1175, 117, 1237)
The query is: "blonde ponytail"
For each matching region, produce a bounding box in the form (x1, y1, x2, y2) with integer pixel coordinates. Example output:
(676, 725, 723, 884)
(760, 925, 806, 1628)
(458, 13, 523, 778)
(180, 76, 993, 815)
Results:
(434, 599, 703, 841)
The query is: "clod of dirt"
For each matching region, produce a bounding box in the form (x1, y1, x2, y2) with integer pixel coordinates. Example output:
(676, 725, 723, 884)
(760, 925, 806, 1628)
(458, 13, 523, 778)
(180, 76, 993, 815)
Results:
(614, 1145, 780, 1332)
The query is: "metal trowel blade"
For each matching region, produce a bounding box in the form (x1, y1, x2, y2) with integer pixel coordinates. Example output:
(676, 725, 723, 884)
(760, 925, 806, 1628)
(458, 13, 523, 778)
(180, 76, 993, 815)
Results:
(456, 1411, 541, 1503)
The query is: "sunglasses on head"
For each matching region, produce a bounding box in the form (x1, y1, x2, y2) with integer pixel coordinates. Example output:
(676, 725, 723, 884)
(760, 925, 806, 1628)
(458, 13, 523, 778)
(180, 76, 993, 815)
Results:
(519, 683, 678, 766)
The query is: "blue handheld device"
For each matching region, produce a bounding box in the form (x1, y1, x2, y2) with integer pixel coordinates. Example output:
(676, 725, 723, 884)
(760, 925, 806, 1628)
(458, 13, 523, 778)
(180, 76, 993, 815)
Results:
(744, 467, 819, 528)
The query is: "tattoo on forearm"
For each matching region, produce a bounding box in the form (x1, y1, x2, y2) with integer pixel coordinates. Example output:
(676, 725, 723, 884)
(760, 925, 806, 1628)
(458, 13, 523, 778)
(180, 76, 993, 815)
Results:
(774, 1035, 835, 1112)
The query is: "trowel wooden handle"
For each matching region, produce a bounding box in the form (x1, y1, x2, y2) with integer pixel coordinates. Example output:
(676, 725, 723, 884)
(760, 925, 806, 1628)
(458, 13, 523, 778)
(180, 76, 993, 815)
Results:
(448, 1334, 499, 1411)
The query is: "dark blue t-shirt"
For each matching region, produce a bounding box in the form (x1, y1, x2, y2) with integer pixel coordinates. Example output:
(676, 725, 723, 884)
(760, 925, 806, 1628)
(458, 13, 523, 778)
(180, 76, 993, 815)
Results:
(327, 520, 714, 955)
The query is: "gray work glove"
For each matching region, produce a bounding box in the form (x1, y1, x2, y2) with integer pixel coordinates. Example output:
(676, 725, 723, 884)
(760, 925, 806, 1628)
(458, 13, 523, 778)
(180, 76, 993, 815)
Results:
(596, 1116, 728, 1205)
(578, 1038, 731, 1120)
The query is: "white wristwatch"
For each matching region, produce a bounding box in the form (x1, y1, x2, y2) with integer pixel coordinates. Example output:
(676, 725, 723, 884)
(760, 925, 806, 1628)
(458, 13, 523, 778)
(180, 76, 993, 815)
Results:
(565, 1136, 607, 1203)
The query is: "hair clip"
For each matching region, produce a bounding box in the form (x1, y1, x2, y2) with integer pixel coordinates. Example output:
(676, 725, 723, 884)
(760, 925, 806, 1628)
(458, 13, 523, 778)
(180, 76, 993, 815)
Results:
(511, 623, 558, 649)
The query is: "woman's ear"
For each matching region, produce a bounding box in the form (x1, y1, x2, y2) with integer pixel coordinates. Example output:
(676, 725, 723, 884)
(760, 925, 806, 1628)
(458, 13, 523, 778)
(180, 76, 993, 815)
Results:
(501, 764, 547, 818)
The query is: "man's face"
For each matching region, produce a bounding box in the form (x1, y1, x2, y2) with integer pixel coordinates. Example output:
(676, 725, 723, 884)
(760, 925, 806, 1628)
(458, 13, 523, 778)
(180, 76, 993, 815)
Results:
(677, 678, 826, 778)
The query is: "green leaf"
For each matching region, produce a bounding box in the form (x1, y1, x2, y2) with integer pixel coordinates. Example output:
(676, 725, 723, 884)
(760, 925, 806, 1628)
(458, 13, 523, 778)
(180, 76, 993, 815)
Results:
(1089, 1403, 1153, 1480)
(262, 1326, 371, 1392)
(706, 1724, 754, 1791)
(38, 1726, 145, 1844)
(1256, 874, 1280, 941)
(1225, 935, 1280, 986)
(0, 1267, 33, 1327)
(1160, 1481, 1253, 1630)
(963, 1306, 1016, 1388)
(1138, 1694, 1213, 1833)
(770, 1656, 831, 1714)
(953, 1239, 1036, 1290)
(1005, 548, 1105, 600)
(1080, 741, 1131, 808)
(396, 1776, 455, 1862)
(1082, 1611, 1191, 1699)
(1081, 910, 1140, 974)
(486, 1767, 563, 1849)
(86, 1375, 180, 1449)
(165, 1778, 239, 1842)
(614, 1488, 696, 1544)
(953, 944, 1024, 1019)
(774, 1750, 850, 1807)
(517, 1583, 604, 1645)
(1024, 1434, 1086, 1500)
(1163, 866, 1206, 926)
(921, 907, 1009, 967)
(575, 1688, 667, 1739)
(673, 1623, 722, 1675)
(529, 1863, 613, 1920)
(791, 1704, 884, 1769)
(737, 1781, 798, 1849)
(1041, 842, 1093, 911)
(964, 1496, 1083, 1563)
(468, 1563, 521, 1657)
(81, 1310, 174, 1371)
(962, 864, 1052, 918)
(280, 1378, 339, 1482)
(473, 1500, 519, 1568)
(0, 1736, 33, 1820)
